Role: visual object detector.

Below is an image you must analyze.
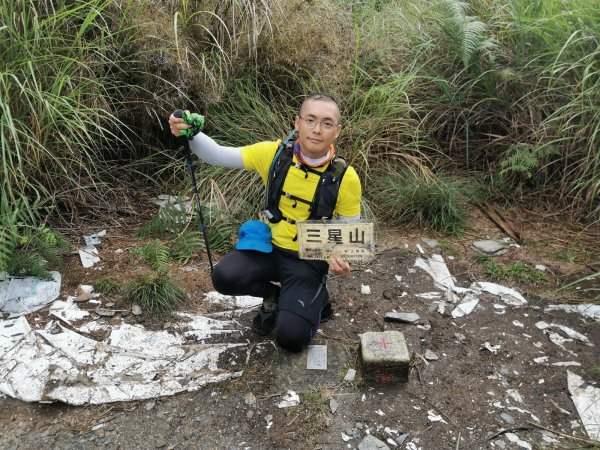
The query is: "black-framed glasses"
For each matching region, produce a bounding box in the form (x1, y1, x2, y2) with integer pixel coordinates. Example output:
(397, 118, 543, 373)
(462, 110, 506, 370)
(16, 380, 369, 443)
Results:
(298, 115, 339, 131)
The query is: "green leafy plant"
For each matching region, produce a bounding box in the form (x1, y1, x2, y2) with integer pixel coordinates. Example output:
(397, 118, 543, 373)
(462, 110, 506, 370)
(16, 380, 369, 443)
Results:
(429, 0, 498, 70)
(136, 202, 190, 238)
(123, 272, 185, 314)
(0, 191, 70, 279)
(132, 240, 170, 272)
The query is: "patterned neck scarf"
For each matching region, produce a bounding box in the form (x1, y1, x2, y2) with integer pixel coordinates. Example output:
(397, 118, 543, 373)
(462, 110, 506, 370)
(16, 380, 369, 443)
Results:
(293, 140, 335, 168)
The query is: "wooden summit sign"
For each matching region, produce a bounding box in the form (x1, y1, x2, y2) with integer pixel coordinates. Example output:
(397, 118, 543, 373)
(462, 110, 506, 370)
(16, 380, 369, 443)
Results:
(297, 220, 375, 263)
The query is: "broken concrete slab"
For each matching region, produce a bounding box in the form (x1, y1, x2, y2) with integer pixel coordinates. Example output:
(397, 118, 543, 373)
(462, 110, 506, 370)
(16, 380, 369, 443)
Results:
(0, 272, 61, 318)
(567, 371, 600, 441)
(0, 301, 248, 405)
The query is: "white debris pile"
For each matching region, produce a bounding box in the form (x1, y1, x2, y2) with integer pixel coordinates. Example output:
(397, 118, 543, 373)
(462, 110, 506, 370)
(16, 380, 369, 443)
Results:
(414, 254, 529, 319)
(0, 298, 255, 405)
(0, 271, 61, 317)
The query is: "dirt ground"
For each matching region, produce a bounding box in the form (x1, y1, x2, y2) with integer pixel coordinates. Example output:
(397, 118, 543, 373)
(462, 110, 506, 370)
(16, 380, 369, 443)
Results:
(1, 206, 599, 450)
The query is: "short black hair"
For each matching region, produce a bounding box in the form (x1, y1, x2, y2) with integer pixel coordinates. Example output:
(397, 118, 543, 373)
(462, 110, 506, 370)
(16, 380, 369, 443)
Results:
(299, 93, 341, 121)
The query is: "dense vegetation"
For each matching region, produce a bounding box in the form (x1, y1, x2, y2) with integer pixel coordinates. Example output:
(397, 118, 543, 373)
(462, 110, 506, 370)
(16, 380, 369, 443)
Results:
(1, 0, 598, 277)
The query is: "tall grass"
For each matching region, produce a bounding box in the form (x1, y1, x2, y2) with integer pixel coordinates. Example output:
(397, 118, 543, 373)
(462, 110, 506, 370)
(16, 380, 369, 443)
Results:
(2, 0, 598, 245)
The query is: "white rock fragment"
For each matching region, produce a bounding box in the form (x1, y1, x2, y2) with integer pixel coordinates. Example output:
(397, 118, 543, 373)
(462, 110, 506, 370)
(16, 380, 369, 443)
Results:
(451, 296, 479, 318)
(506, 389, 523, 403)
(341, 432, 352, 442)
(394, 275, 402, 282)
(535, 321, 591, 346)
(361, 284, 371, 295)
(375, 409, 385, 416)
(482, 342, 501, 354)
(545, 304, 600, 320)
(79, 285, 94, 294)
(414, 254, 457, 291)
(427, 409, 447, 424)
(533, 356, 548, 364)
(567, 371, 600, 440)
(276, 390, 300, 408)
(535, 264, 546, 271)
(79, 245, 100, 268)
(552, 361, 581, 367)
(416, 292, 442, 300)
(472, 282, 527, 305)
(329, 398, 338, 414)
(505, 432, 532, 450)
(424, 350, 439, 361)
(512, 320, 524, 328)
(344, 369, 356, 382)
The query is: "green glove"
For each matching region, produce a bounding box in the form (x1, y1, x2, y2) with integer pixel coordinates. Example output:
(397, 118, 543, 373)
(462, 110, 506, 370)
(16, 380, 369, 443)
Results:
(180, 111, 205, 139)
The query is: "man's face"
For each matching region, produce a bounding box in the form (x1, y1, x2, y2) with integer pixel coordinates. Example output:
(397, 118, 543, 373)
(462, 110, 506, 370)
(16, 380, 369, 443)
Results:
(294, 99, 342, 159)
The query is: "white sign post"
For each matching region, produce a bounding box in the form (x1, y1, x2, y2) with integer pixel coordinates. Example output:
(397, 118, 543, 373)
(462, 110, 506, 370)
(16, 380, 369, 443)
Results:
(297, 220, 375, 263)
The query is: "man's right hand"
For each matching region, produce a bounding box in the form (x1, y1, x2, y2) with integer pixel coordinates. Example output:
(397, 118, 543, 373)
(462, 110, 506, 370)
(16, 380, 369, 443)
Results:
(168, 110, 192, 137)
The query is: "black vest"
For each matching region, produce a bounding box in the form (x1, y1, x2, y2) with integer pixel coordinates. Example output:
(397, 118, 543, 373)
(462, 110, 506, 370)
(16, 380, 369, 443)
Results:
(263, 133, 348, 225)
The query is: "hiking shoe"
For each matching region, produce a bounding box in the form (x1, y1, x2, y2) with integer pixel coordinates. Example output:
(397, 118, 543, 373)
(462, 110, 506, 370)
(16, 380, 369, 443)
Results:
(252, 285, 280, 336)
(320, 292, 333, 323)
(252, 307, 278, 336)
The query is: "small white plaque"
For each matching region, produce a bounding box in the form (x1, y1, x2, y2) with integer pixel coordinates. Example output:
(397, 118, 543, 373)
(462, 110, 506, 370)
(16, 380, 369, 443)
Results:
(297, 220, 375, 262)
(306, 345, 328, 370)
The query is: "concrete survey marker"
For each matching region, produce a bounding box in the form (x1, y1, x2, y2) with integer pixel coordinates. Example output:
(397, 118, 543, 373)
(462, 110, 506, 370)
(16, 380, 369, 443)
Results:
(360, 331, 410, 383)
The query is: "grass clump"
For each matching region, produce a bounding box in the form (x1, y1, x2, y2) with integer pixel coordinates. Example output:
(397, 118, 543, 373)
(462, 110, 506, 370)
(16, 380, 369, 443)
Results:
(91, 276, 121, 295)
(370, 166, 479, 235)
(477, 257, 550, 286)
(296, 387, 329, 447)
(123, 272, 185, 315)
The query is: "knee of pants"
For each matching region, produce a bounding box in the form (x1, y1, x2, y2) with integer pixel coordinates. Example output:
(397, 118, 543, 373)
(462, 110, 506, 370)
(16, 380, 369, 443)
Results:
(211, 263, 238, 295)
(275, 312, 314, 352)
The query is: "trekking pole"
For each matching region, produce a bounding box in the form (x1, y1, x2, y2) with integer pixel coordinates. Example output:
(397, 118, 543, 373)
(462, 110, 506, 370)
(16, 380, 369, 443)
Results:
(173, 109, 214, 273)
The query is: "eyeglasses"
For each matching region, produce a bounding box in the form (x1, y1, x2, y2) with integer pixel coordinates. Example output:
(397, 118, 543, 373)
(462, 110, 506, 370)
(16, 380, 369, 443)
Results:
(298, 115, 339, 131)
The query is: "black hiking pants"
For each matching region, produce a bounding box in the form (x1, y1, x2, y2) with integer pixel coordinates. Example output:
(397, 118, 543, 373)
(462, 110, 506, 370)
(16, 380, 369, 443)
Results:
(211, 246, 329, 352)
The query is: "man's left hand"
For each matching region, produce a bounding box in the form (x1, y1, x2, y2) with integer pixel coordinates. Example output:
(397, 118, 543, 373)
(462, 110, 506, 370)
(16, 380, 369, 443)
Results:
(329, 258, 351, 276)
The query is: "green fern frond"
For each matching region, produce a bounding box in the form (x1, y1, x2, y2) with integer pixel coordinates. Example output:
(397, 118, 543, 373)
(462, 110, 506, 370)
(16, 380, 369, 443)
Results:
(170, 231, 204, 264)
(7, 250, 53, 280)
(132, 240, 170, 271)
(430, 0, 497, 69)
(500, 144, 561, 178)
(136, 202, 189, 238)
(29, 228, 71, 267)
(206, 221, 236, 252)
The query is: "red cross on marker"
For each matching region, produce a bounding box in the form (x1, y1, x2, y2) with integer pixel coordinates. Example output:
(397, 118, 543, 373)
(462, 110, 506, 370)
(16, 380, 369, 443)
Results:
(378, 338, 391, 349)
